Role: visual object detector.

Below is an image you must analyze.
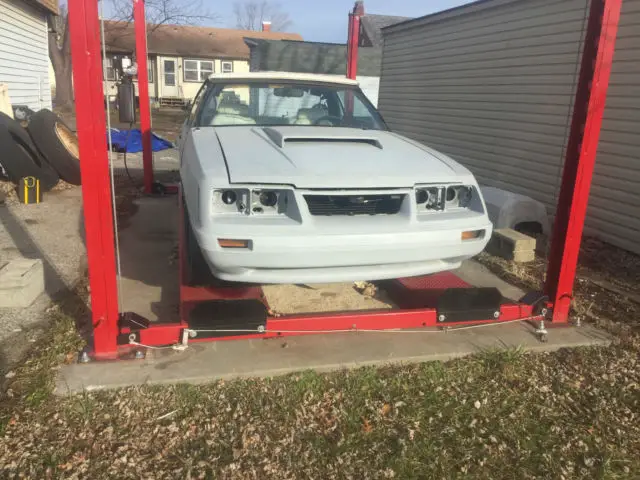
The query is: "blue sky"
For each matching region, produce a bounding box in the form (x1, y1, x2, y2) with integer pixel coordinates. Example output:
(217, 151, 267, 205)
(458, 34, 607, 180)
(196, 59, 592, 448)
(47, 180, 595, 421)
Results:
(216, 1, 475, 42)
(99, 1, 476, 43)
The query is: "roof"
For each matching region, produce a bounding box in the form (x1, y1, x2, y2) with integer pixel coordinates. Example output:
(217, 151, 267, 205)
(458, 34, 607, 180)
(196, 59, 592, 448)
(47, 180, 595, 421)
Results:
(208, 72, 359, 86)
(381, 0, 505, 35)
(245, 38, 382, 77)
(26, 0, 58, 14)
(360, 14, 412, 47)
(103, 21, 302, 59)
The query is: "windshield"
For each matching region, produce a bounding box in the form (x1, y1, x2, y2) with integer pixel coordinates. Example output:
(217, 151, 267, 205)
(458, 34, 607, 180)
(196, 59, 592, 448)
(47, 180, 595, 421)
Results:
(195, 82, 387, 130)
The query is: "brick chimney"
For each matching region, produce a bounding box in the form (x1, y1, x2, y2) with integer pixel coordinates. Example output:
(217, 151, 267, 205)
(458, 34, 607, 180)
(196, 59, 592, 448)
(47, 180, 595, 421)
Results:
(262, 21, 272, 32)
(353, 1, 365, 16)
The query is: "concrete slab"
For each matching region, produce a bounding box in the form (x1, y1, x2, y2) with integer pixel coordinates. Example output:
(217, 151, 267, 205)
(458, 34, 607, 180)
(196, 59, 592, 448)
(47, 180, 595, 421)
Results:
(55, 323, 612, 394)
(117, 196, 179, 322)
(0, 188, 87, 372)
(0, 258, 44, 307)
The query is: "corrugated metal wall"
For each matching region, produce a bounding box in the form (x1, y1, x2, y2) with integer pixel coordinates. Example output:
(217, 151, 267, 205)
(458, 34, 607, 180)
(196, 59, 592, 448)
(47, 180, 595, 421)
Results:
(590, 0, 640, 252)
(379, 0, 640, 254)
(0, 0, 52, 111)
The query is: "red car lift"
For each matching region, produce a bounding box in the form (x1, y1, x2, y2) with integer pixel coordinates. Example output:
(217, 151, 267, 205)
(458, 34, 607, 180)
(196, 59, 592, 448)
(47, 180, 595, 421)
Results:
(67, 0, 622, 361)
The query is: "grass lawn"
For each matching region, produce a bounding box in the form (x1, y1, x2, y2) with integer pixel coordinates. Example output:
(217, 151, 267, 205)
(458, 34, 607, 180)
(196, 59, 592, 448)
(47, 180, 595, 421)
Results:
(1, 238, 638, 477)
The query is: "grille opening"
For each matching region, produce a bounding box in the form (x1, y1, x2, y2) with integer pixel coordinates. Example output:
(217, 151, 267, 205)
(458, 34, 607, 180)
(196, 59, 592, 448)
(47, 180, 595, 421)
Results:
(304, 194, 404, 216)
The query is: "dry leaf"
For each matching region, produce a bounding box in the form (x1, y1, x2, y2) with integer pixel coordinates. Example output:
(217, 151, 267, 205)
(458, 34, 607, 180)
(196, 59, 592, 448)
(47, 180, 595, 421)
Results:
(380, 403, 391, 416)
(362, 417, 373, 433)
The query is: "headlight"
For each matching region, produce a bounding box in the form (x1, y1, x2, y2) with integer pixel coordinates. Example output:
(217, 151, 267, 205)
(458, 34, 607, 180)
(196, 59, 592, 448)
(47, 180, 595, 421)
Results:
(212, 187, 294, 216)
(212, 188, 249, 214)
(446, 186, 474, 208)
(259, 191, 278, 207)
(221, 190, 237, 205)
(251, 189, 289, 215)
(416, 186, 444, 210)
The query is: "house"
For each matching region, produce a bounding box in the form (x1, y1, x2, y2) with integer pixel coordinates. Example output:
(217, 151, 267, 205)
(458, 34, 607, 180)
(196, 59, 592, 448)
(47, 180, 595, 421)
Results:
(101, 21, 302, 107)
(0, 0, 58, 111)
(244, 2, 411, 106)
(377, 0, 640, 255)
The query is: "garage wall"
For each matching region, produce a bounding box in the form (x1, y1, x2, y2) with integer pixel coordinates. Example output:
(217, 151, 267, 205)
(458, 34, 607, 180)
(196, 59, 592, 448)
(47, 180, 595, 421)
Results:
(0, 0, 52, 111)
(589, 0, 640, 252)
(379, 0, 640, 254)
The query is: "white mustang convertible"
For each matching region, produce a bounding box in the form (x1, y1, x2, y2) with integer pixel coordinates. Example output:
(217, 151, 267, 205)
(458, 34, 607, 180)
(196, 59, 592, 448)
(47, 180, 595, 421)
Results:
(179, 72, 492, 284)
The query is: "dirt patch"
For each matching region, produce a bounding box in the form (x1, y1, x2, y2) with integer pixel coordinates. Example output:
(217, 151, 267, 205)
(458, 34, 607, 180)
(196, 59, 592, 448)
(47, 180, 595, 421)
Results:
(263, 282, 395, 315)
(477, 236, 640, 335)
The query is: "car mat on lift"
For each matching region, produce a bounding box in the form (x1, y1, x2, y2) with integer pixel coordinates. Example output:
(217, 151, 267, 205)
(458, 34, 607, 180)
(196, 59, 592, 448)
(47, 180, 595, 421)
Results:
(188, 300, 268, 338)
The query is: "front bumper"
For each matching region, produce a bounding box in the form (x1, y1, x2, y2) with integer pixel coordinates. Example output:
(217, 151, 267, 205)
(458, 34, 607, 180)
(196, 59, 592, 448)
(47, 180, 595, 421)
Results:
(193, 220, 493, 284)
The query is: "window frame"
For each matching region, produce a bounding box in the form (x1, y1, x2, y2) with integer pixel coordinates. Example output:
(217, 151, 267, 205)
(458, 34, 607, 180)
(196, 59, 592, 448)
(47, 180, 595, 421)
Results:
(183, 58, 215, 83)
(104, 57, 117, 81)
(147, 59, 154, 83)
(221, 61, 234, 73)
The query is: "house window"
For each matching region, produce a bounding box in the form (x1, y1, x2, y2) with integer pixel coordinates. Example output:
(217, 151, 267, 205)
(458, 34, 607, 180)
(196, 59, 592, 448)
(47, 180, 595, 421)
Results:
(221, 61, 233, 73)
(148, 59, 154, 83)
(183, 59, 214, 82)
(104, 57, 116, 81)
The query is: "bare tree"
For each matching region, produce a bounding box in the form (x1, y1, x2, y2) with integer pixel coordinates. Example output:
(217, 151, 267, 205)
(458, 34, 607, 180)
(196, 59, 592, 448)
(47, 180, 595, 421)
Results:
(47, 0, 217, 110)
(48, 5, 73, 109)
(108, 0, 217, 33)
(234, 1, 292, 31)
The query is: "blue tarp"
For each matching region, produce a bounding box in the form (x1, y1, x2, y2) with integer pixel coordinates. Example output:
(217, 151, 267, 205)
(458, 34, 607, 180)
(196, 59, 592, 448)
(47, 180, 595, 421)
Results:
(107, 128, 174, 153)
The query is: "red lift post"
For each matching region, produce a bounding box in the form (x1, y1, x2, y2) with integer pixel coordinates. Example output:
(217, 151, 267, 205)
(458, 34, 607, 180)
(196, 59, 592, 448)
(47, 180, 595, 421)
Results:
(133, 0, 154, 194)
(67, 0, 622, 359)
(346, 1, 363, 80)
(544, 0, 622, 322)
(68, 0, 120, 357)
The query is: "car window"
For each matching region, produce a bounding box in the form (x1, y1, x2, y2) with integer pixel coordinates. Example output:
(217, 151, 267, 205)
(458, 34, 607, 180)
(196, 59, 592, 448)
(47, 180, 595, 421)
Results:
(195, 82, 387, 130)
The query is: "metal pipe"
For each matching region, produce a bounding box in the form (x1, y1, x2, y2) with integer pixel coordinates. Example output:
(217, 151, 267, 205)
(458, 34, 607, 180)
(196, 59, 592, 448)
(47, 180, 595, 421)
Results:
(133, 0, 154, 194)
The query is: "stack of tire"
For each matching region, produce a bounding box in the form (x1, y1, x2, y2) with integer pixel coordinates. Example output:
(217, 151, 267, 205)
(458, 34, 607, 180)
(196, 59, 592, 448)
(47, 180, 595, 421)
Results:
(0, 109, 82, 191)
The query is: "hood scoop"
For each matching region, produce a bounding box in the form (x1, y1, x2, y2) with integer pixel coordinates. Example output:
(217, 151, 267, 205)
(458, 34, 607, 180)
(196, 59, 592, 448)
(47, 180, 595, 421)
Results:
(261, 127, 383, 149)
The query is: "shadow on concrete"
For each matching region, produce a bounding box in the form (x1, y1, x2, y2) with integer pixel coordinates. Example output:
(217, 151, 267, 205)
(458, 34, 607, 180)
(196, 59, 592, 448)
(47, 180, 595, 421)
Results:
(0, 203, 90, 373)
(115, 194, 180, 324)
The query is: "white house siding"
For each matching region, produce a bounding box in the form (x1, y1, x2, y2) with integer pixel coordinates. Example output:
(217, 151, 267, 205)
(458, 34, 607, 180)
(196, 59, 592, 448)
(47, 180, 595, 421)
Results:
(379, 0, 640, 254)
(0, 0, 52, 110)
(102, 57, 250, 103)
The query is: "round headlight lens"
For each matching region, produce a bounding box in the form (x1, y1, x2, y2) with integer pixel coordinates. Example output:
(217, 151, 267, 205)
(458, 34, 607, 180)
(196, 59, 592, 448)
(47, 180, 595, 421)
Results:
(259, 191, 278, 207)
(416, 189, 428, 204)
(446, 187, 457, 203)
(221, 190, 237, 205)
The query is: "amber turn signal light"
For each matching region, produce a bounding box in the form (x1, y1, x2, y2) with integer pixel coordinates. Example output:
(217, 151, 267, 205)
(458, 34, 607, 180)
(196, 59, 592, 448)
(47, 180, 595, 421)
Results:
(218, 239, 249, 248)
(461, 230, 484, 241)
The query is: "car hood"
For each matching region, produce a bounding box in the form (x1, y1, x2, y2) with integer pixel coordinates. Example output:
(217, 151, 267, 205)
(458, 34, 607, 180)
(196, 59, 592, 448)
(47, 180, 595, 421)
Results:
(214, 126, 471, 189)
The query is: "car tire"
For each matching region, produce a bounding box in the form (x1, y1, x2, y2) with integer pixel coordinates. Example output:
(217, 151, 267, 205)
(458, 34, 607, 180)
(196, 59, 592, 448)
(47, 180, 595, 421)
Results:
(183, 200, 218, 287)
(0, 113, 60, 191)
(27, 109, 82, 185)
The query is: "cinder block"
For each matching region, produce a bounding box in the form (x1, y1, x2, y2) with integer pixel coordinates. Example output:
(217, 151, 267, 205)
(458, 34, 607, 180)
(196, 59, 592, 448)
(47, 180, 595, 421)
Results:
(488, 229, 536, 263)
(0, 258, 45, 308)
